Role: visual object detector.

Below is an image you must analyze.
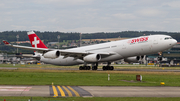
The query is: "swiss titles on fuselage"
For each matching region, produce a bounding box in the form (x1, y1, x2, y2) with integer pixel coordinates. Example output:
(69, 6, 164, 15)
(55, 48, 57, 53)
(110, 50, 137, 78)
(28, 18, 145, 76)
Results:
(127, 37, 149, 45)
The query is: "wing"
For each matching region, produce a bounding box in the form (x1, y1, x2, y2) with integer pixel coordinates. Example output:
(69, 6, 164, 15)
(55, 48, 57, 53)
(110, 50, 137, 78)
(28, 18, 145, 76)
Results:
(3, 40, 49, 52)
(3, 40, 115, 59)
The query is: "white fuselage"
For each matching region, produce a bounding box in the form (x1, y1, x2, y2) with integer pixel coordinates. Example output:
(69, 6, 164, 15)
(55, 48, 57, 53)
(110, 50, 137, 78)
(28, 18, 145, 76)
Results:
(40, 35, 177, 66)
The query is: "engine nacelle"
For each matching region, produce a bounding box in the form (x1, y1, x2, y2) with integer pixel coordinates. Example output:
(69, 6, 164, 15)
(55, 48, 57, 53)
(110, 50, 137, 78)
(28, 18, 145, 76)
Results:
(124, 56, 140, 63)
(83, 54, 101, 62)
(43, 50, 60, 59)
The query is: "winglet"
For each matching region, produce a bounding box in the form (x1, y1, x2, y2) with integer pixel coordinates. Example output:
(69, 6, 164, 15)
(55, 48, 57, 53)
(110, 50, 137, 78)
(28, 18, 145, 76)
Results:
(3, 40, 11, 45)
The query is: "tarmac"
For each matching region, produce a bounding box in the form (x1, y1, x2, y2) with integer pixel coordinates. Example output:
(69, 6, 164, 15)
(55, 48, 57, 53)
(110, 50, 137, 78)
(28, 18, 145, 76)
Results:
(0, 86, 180, 97)
(81, 86, 180, 97)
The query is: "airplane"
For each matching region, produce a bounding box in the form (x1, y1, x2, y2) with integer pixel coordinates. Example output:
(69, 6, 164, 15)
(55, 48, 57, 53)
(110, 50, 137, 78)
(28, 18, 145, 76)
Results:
(3, 31, 177, 70)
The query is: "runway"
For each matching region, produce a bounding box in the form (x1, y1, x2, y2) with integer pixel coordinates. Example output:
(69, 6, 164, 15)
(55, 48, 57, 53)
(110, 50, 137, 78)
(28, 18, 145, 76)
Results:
(0, 86, 180, 97)
(81, 86, 180, 97)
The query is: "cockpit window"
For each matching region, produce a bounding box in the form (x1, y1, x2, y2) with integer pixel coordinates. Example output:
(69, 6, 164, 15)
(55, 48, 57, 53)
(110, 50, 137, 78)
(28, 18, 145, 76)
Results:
(164, 37, 172, 40)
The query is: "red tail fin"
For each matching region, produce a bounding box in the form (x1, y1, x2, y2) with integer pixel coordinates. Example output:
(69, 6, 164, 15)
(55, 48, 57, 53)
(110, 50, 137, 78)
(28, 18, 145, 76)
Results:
(27, 31, 47, 49)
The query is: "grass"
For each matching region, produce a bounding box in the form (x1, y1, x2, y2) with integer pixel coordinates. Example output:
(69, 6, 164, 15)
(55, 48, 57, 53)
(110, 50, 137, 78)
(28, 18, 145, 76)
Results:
(0, 68, 180, 86)
(3, 63, 180, 69)
(1, 97, 180, 101)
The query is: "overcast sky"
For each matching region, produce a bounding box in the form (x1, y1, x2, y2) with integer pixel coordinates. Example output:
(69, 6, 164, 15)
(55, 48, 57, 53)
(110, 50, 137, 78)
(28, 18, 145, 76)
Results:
(0, 0, 180, 33)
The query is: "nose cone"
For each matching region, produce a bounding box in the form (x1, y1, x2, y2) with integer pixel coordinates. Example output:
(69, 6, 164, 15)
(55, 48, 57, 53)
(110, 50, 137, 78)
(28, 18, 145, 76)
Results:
(172, 39, 177, 45)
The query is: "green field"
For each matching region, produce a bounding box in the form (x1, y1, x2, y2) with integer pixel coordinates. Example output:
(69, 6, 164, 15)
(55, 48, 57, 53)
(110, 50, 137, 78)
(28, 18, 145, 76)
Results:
(3, 63, 180, 70)
(0, 68, 180, 86)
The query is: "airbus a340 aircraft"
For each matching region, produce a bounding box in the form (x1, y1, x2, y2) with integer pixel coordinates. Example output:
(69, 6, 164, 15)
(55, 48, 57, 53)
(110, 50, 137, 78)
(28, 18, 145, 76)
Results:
(3, 31, 177, 70)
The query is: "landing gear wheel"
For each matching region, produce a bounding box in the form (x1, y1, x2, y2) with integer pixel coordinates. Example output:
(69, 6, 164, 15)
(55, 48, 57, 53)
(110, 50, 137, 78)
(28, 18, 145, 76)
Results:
(103, 66, 106, 70)
(79, 66, 83, 70)
(110, 66, 114, 70)
(87, 66, 91, 70)
(79, 66, 91, 70)
(102, 66, 114, 70)
(92, 66, 95, 70)
(85, 66, 88, 70)
(92, 66, 97, 70)
(95, 66, 97, 70)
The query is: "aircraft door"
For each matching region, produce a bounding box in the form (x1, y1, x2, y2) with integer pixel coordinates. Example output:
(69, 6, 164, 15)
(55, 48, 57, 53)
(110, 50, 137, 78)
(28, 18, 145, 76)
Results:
(122, 43, 126, 49)
(153, 37, 158, 44)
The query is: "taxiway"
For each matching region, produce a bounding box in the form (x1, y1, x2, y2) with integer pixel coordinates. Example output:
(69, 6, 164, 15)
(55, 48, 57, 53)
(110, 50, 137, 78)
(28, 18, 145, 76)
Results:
(0, 86, 180, 97)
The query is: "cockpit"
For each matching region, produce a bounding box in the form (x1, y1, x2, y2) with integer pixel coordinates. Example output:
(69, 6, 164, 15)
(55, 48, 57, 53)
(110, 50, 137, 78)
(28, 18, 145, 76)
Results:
(164, 37, 173, 40)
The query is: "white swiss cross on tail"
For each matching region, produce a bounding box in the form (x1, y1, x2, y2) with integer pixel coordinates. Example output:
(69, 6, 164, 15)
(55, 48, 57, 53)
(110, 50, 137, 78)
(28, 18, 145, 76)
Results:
(27, 31, 48, 49)
(32, 37, 39, 48)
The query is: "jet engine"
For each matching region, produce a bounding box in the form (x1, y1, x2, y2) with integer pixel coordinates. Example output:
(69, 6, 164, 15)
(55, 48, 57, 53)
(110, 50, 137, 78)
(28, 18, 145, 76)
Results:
(124, 56, 141, 63)
(43, 50, 60, 59)
(83, 54, 101, 62)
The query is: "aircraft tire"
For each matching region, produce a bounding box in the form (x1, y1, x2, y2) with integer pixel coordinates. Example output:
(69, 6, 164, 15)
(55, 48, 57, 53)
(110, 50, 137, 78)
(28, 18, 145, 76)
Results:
(95, 66, 97, 70)
(85, 66, 89, 70)
(92, 66, 97, 70)
(102, 66, 105, 70)
(84, 66, 87, 70)
(103, 66, 114, 70)
(79, 66, 83, 70)
(107, 66, 109, 70)
(80, 66, 91, 70)
(87, 66, 91, 70)
(103, 66, 107, 70)
(110, 66, 114, 70)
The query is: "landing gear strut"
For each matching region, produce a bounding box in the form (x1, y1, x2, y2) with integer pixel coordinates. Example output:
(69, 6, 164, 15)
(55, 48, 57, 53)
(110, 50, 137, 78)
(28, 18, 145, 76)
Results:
(102, 62, 114, 70)
(92, 63, 98, 70)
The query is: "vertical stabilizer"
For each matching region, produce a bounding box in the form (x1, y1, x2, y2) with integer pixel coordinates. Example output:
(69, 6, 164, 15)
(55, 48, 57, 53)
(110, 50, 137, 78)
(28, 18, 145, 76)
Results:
(27, 31, 47, 49)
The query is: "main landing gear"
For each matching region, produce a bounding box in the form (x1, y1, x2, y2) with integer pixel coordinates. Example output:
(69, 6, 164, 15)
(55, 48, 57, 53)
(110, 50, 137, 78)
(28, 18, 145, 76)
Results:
(79, 62, 114, 70)
(79, 63, 98, 70)
(102, 62, 114, 70)
(92, 63, 98, 70)
(79, 66, 91, 70)
(102, 66, 114, 70)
